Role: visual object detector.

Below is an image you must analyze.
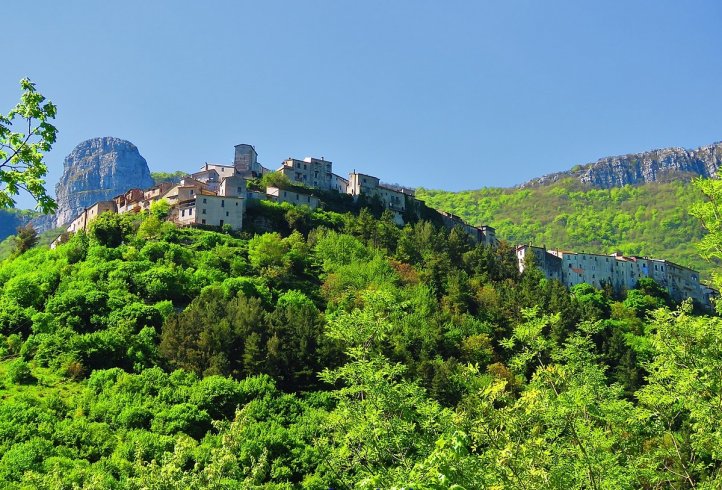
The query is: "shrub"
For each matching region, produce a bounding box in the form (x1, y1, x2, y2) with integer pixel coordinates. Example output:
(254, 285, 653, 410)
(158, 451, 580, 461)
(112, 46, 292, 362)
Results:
(63, 360, 86, 381)
(6, 359, 35, 384)
(151, 403, 212, 439)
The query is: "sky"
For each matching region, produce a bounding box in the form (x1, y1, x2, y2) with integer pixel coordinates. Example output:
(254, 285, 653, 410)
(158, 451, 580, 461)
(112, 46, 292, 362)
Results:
(3, 1, 722, 209)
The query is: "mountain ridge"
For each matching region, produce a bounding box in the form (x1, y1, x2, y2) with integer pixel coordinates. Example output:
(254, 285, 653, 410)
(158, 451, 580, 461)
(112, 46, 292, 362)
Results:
(520, 141, 722, 189)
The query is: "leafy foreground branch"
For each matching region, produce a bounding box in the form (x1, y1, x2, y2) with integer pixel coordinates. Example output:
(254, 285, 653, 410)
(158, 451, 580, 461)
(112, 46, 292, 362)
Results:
(0, 78, 58, 213)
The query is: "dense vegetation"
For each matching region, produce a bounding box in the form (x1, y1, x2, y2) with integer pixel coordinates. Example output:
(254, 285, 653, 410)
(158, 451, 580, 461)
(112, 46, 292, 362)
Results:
(417, 179, 714, 276)
(0, 186, 721, 488)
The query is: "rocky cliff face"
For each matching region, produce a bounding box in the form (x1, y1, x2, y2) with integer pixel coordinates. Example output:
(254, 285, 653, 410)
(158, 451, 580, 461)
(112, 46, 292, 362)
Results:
(53, 137, 154, 227)
(522, 141, 722, 189)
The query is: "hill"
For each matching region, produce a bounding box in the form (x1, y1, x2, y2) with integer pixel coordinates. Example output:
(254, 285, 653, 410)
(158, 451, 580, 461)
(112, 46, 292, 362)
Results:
(3, 197, 717, 486)
(417, 178, 716, 276)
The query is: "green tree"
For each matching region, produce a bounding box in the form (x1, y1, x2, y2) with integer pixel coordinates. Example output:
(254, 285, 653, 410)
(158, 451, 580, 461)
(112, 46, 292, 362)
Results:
(636, 305, 722, 487)
(0, 78, 58, 212)
(88, 212, 131, 247)
(260, 172, 292, 189)
(12, 224, 39, 256)
(462, 309, 645, 488)
(318, 292, 455, 487)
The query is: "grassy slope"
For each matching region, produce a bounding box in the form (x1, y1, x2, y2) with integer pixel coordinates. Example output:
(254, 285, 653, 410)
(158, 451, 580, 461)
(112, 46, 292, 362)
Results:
(417, 179, 716, 277)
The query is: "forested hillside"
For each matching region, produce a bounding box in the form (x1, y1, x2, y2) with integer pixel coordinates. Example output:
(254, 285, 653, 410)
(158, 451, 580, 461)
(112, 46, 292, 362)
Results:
(417, 179, 715, 276)
(1, 194, 722, 488)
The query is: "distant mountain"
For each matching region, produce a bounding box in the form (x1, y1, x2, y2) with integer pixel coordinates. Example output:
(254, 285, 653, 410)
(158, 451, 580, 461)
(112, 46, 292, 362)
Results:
(0, 209, 38, 238)
(522, 141, 722, 189)
(52, 137, 155, 228)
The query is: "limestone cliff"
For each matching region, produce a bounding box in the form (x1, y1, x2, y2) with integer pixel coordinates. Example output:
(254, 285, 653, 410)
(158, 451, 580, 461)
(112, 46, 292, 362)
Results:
(53, 137, 154, 226)
(522, 141, 722, 189)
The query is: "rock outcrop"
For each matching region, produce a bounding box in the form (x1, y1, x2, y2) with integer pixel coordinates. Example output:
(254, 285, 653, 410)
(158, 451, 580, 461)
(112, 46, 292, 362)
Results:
(53, 137, 154, 227)
(522, 141, 722, 189)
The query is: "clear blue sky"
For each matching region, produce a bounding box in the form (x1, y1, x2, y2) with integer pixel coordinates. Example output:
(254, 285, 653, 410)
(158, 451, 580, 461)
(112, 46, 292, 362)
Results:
(3, 1, 722, 209)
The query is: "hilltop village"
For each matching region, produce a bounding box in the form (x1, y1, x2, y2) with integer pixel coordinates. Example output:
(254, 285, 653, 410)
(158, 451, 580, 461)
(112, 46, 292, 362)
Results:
(52, 143, 715, 308)
(54, 143, 498, 245)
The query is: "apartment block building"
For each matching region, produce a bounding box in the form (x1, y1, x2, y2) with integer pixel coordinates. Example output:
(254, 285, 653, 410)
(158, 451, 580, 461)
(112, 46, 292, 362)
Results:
(516, 245, 713, 307)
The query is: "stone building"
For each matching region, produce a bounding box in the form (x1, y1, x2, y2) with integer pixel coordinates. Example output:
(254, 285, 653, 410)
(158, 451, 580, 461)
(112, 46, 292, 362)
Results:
(192, 163, 237, 192)
(234, 144, 268, 177)
(516, 245, 712, 307)
(143, 182, 175, 209)
(348, 172, 407, 213)
(219, 174, 247, 198)
(437, 211, 499, 246)
(278, 157, 333, 190)
(66, 201, 117, 233)
(266, 186, 320, 210)
(113, 189, 145, 214)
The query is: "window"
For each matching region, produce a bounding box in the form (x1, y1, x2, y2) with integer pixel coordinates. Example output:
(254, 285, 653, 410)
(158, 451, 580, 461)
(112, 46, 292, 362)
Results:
(226, 211, 229, 217)
(220, 219, 224, 226)
(190, 208, 193, 215)
(235, 202, 238, 206)
(203, 198, 207, 204)
(202, 208, 206, 214)
(221, 200, 225, 208)
(237, 187, 243, 194)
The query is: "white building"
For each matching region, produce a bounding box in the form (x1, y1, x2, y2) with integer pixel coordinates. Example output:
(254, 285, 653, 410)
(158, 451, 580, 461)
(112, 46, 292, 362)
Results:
(331, 173, 349, 193)
(175, 195, 244, 230)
